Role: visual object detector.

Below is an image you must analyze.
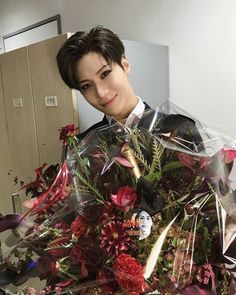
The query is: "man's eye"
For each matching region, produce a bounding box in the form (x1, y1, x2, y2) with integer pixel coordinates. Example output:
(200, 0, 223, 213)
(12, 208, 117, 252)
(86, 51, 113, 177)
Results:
(80, 84, 91, 91)
(101, 70, 111, 79)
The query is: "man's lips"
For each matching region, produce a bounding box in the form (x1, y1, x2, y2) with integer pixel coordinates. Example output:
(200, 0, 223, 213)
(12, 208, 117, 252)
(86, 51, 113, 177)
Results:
(102, 94, 117, 107)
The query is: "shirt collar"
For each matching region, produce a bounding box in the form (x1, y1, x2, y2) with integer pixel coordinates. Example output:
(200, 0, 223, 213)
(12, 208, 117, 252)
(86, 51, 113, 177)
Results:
(106, 96, 145, 126)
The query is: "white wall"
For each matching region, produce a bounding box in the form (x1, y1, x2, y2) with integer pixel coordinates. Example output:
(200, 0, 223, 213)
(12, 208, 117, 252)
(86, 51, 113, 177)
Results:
(0, 0, 162, 49)
(0, 0, 236, 137)
(0, 0, 59, 36)
(159, 0, 236, 137)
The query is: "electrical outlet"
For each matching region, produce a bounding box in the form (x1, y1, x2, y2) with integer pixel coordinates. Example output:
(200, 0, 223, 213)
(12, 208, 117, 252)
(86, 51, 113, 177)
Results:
(45, 96, 58, 107)
(13, 98, 23, 108)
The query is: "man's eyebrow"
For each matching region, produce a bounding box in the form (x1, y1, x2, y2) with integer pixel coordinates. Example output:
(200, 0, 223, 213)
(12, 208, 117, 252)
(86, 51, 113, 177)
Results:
(79, 64, 109, 84)
(96, 64, 109, 74)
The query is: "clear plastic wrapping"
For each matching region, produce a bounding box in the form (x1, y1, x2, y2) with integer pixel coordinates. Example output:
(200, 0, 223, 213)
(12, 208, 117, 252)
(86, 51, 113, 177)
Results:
(1, 100, 236, 295)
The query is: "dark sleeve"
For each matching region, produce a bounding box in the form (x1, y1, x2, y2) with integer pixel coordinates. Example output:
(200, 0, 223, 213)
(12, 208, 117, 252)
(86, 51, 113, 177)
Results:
(76, 116, 109, 141)
(158, 114, 204, 152)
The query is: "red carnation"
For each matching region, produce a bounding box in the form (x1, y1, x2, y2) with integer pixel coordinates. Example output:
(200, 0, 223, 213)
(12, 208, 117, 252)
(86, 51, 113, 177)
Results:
(114, 254, 144, 294)
(110, 186, 137, 211)
(71, 215, 87, 237)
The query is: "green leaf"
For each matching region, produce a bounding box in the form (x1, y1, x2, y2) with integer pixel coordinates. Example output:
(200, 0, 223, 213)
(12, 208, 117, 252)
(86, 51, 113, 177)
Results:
(144, 172, 162, 183)
(162, 161, 183, 173)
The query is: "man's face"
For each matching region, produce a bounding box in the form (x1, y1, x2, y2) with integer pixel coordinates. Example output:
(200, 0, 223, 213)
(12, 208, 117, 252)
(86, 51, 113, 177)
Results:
(138, 211, 153, 233)
(75, 52, 138, 121)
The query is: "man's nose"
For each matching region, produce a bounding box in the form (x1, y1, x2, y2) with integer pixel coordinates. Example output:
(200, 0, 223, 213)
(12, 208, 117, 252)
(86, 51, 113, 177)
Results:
(96, 83, 109, 99)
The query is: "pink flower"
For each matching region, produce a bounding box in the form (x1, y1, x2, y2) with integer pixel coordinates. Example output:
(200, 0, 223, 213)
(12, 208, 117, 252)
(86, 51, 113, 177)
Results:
(196, 263, 215, 286)
(110, 186, 137, 211)
(222, 147, 236, 163)
(177, 152, 196, 171)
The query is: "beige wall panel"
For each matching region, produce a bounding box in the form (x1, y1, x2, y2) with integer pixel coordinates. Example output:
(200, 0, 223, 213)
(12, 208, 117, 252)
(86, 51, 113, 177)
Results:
(0, 60, 14, 214)
(1, 47, 39, 185)
(28, 33, 79, 165)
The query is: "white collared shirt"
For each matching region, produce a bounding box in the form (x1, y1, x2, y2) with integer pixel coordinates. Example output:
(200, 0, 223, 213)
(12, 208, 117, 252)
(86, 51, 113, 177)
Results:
(106, 96, 145, 126)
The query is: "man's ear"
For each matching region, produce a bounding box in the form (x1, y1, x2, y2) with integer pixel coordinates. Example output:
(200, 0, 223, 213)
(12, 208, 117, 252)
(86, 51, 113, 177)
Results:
(121, 57, 131, 74)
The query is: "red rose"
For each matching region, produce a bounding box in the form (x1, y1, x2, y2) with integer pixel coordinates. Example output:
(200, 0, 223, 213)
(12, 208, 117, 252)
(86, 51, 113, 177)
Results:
(71, 215, 87, 237)
(114, 254, 144, 294)
(38, 255, 58, 280)
(110, 186, 137, 211)
(59, 124, 75, 145)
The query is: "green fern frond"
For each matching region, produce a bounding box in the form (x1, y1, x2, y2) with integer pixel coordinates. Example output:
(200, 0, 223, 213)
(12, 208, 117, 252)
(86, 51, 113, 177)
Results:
(129, 129, 150, 171)
(149, 138, 164, 175)
(74, 171, 104, 202)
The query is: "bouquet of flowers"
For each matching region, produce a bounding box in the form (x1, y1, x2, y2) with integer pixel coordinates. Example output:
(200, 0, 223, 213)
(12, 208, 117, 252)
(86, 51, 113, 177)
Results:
(1, 100, 236, 295)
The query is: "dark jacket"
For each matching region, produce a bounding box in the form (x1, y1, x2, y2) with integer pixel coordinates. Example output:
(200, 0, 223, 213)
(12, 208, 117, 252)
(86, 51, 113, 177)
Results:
(77, 102, 203, 152)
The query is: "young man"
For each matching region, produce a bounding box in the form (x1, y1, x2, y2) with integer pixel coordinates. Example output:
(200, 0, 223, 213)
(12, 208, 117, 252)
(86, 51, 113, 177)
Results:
(57, 26, 155, 139)
(57, 26, 203, 150)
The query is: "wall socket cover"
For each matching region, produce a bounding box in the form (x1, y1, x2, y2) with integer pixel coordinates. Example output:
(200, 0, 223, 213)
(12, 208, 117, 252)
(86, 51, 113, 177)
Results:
(45, 96, 58, 107)
(13, 98, 23, 107)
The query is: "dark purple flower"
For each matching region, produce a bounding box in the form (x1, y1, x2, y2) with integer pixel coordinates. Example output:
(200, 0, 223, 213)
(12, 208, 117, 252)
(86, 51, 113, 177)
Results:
(97, 267, 118, 294)
(83, 246, 106, 272)
(38, 255, 58, 280)
(70, 243, 84, 264)
(182, 284, 211, 295)
(0, 214, 21, 233)
(82, 203, 104, 225)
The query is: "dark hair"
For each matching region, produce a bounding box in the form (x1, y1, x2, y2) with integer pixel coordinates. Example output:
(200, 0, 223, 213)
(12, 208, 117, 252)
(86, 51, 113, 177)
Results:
(56, 26, 125, 90)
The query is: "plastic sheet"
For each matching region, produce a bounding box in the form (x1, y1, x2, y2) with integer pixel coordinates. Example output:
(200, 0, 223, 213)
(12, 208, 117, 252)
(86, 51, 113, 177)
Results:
(1, 100, 236, 294)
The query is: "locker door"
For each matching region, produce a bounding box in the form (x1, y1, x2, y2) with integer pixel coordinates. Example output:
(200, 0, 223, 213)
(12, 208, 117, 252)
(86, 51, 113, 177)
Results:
(28, 33, 79, 165)
(0, 47, 39, 186)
